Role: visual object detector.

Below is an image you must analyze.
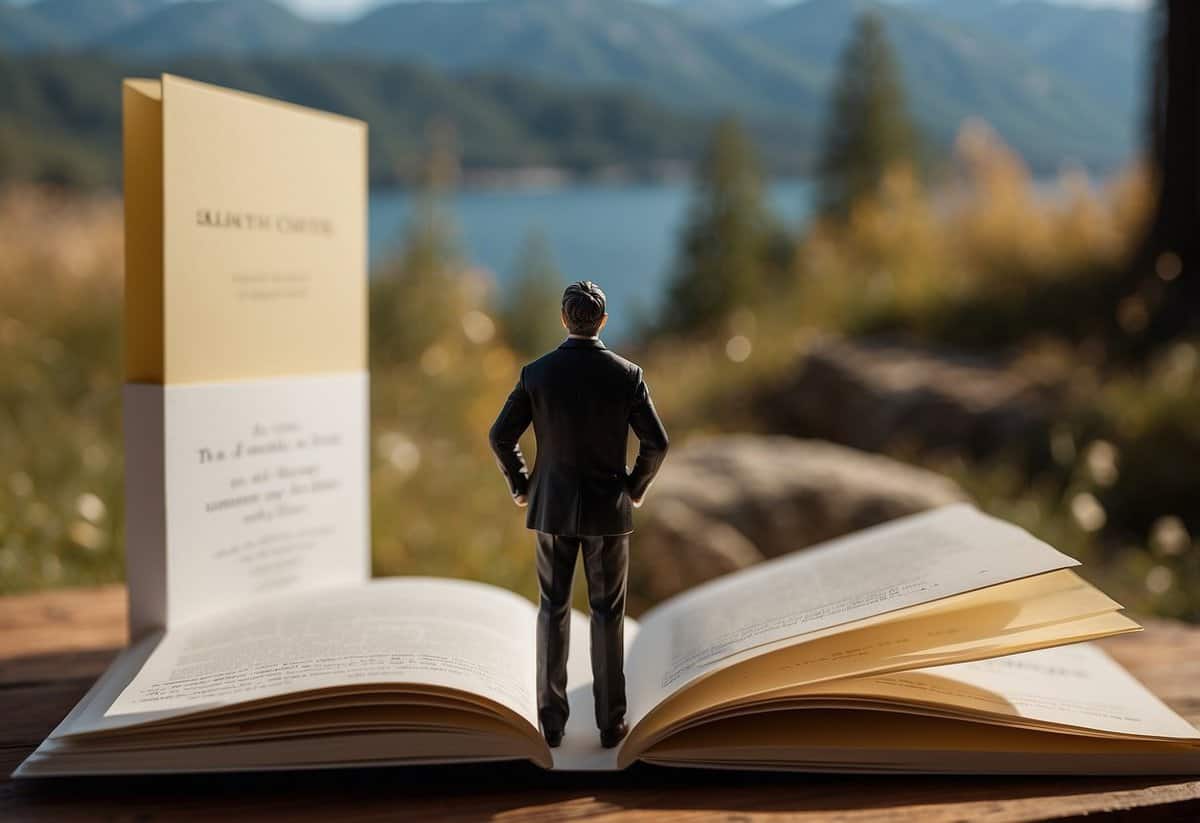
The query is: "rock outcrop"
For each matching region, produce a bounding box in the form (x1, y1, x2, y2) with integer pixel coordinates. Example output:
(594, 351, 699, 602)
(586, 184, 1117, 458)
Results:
(755, 337, 1060, 462)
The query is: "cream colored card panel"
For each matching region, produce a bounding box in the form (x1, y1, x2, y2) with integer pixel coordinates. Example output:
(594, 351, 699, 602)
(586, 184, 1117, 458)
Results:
(161, 74, 366, 384)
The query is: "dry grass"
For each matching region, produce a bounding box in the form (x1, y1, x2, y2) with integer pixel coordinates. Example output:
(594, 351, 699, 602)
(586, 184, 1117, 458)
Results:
(0, 186, 125, 591)
(787, 121, 1152, 342)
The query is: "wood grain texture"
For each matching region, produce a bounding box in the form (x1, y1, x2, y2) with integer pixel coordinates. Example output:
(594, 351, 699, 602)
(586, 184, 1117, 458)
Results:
(1, 585, 1198, 822)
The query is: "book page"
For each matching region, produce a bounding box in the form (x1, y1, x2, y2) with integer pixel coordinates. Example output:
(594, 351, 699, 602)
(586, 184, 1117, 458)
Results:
(637, 572, 1123, 723)
(101, 578, 539, 731)
(815, 643, 1200, 741)
(617, 574, 1135, 764)
(640, 708, 1200, 776)
(626, 505, 1078, 723)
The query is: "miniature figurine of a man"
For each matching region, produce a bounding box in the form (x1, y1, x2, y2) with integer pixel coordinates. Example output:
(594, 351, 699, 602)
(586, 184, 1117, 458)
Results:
(489, 281, 669, 749)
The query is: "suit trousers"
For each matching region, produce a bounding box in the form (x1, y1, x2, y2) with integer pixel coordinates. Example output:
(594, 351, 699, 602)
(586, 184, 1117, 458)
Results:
(535, 531, 628, 735)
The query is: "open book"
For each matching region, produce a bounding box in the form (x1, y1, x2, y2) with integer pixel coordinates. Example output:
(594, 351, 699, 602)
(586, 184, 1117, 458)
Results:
(16, 505, 1200, 776)
(15, 76, 1200, 777)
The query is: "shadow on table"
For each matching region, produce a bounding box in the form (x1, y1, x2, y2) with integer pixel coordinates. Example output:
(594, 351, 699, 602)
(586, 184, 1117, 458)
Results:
(7, 761, 1199, 820)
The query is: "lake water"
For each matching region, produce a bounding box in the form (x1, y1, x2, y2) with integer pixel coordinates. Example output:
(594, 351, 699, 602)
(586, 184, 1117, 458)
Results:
(369, 179, 814, 340)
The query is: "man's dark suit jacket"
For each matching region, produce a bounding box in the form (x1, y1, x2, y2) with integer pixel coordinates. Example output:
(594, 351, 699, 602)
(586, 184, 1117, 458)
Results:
(489, 337, 669, 537)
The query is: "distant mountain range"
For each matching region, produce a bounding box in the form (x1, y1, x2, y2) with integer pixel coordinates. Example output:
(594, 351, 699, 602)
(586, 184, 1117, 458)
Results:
(918, 0, 1145, 125)
(0, 50, 738, 187)
(744, 0, 1139, 174)
(0, 0, 1149, 175)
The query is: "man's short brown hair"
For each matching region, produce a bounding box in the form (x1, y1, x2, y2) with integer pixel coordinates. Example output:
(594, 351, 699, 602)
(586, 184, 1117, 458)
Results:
(562, 281, 607, 336)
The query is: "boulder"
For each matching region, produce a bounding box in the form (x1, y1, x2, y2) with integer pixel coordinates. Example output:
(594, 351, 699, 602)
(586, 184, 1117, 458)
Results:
(755, 336, 1060, 462)
(631, 435, 967, 603)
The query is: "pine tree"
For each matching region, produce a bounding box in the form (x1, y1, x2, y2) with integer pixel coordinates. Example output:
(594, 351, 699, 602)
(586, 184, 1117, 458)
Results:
(370, 122, 466, 365)
(816, 11, 918, 220)
(501, 230, 565, 357)
(663, 116, 773, 334)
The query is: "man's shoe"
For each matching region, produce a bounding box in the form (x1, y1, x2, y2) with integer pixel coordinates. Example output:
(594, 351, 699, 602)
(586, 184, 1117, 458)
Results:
(600, 719, 627, 749)
(544, 727, 564, 748)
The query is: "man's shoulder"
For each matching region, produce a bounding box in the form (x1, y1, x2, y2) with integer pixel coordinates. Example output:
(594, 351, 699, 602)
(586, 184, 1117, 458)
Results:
(600, 349, 642, 379)
(522, 348, 569, 378)
(521, 345, 642, 382)
(523, 349, 559, 373)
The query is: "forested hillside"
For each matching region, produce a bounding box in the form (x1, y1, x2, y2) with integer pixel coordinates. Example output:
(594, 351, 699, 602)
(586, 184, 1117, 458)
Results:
(0, 0, 1147, 182)
(1, 53, 815, 187)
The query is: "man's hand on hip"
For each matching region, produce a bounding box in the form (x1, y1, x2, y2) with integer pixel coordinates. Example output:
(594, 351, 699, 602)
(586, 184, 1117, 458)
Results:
(514, 494, 529, 508)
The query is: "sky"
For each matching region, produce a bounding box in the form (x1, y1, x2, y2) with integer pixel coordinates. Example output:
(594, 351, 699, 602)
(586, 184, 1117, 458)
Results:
(0, 0, 1155, 19)
(1, 0, 1156, 16)
(280, 0, 1151, 21)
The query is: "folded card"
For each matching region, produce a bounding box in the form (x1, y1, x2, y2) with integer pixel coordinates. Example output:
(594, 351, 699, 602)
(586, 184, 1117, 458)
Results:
(121, 75, 369, 636)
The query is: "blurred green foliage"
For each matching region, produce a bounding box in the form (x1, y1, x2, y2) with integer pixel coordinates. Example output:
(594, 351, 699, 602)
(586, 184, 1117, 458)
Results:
(370, 193, 466, 364)
(646, 112, 1200, 621)
(498, 231, 566, 359)
(661, 117, 790, 335)
(0, 188, 124, 591)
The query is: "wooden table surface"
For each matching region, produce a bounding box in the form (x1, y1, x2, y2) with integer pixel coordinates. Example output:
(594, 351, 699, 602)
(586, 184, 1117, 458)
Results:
(2, 586, 1200, 822)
